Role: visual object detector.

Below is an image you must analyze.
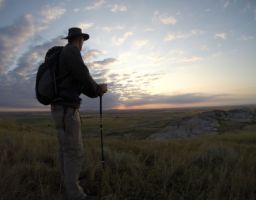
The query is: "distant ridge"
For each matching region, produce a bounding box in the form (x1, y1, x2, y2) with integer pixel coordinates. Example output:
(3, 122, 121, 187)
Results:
(148, 107, 256, 139)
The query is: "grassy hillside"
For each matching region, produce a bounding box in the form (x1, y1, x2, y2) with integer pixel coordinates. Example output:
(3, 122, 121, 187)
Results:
(0, 109, 255, 200)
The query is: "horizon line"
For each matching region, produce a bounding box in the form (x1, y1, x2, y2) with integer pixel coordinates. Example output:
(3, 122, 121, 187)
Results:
(0, 103, 255, 113)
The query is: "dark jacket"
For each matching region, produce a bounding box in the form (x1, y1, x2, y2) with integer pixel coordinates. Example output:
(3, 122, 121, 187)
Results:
(52, 43, 101, 108)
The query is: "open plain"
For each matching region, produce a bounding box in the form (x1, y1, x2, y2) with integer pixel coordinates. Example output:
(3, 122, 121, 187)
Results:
(0, 105, 256, 200)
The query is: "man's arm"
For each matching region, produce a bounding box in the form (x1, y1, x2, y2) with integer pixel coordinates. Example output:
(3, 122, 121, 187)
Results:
(67, 46, 101, 98)
(81, 74, 101, 98)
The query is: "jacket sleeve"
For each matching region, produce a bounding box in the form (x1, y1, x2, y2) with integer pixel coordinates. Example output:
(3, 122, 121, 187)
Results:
(67, 46, 101, 98)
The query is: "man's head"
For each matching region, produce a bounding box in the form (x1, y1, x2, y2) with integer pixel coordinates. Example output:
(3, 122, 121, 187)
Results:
(63, 27, 90, 51)
(68, 35, 84, 51)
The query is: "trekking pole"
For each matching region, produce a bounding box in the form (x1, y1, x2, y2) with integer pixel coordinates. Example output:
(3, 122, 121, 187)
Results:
(100, 95, 105, 168)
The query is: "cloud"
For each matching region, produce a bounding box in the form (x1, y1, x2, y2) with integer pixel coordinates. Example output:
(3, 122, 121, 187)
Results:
(200, 45, 209, 51)
(115, 92, 256, 109)
(0, 5, 66, 74)
(122, 93, 228, 107)
(89, 58, 117, 68)
(73, 8, 80, 12)
(112, 32, 133, 46)
(181, 56, 203, 63)
(82, 49, 117, 81)
(241, 2, 251, 13)
(214, 32, 227, 40)
(173, 55, 203, 64)
(222, 0, 237, 9)
(164, 29, 204, 42)
(39, 5, 66, 25)
(134, 40, 148, 48)
(14, 51, 42, 77)
(0, 14, 35, 74)
(13, 36, 65, 77)
(164, 33, 176, 41)
(88, 58, 116, 82)
(103, 70, 162, 102)
(146, 50, 203, 65)
(0, 0, 4, 8)
(79, 22, 94, 31)
(0, 73, 38, 108)
(146, 54, 166, 64)
(98, 25, 124, 32)
(160, 15, 177, 25)
(83, 49, 104, 61)
(85, 0, 105, 10)
(240, 35, 254, 41)
(223, 1, 230, 8)
(82, 50, 118, 84)
(110, 4, 127, 12)
(154, 11, 177, 25)
(144, 28, 155, 32)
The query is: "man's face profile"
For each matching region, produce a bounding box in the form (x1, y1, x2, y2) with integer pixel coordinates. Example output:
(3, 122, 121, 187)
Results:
(78, 36, 84, 51)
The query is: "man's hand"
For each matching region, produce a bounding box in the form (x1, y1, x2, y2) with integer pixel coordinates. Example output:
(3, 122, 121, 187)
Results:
(99, 83, 108, 96)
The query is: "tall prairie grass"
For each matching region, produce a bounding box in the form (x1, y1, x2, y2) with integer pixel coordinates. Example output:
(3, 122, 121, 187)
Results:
(0, 113, 255, 200)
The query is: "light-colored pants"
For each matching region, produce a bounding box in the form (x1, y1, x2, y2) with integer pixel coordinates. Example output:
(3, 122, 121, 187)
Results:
(51, 104, 86, 200)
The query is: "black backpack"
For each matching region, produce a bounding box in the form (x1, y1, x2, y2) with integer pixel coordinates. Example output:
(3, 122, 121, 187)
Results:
(35, 46, 63, 105)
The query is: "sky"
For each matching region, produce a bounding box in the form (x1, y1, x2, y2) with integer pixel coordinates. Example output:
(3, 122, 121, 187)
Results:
(0, 0, 255, 111)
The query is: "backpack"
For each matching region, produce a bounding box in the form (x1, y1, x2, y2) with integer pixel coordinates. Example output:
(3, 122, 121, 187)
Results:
(35, 46, 63, 105)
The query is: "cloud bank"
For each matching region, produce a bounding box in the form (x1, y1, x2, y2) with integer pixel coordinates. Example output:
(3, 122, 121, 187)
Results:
(0, 5, 66, 74)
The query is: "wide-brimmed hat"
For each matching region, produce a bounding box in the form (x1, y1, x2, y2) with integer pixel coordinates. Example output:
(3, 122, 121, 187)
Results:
(63, 27, 89, 41)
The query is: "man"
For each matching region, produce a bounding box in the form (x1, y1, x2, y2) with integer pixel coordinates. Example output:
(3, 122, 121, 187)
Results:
(51, 27, 107, 200)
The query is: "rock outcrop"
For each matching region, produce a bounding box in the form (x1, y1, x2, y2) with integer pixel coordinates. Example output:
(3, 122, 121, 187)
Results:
(148, 108, 256, 140)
